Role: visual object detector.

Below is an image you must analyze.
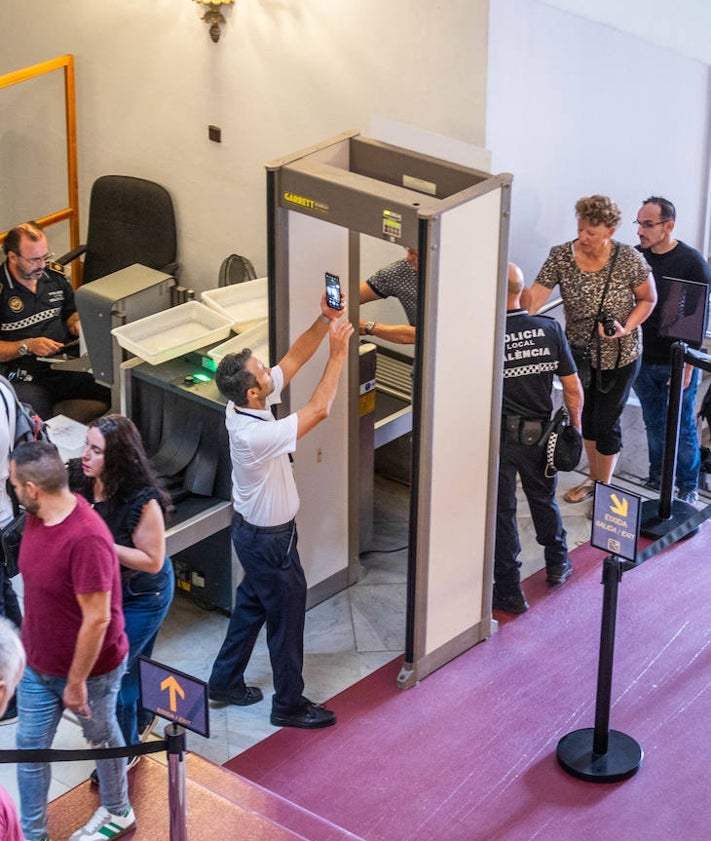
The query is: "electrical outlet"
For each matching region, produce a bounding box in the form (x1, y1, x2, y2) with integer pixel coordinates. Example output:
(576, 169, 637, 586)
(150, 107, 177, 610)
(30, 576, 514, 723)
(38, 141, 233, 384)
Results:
(208, 125, 222, 143)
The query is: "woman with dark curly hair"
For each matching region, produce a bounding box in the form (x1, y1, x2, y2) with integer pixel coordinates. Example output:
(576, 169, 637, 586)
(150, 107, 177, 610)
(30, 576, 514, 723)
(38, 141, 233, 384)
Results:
(69, 414, 174, 761)
(524, 195, 657, 503)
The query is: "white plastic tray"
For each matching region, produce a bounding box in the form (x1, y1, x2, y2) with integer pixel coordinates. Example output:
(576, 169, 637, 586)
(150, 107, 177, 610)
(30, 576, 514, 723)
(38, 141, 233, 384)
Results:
(201, 277, 268, 333)
(208, 318, 270, 366)
(112, 301, 233, 365)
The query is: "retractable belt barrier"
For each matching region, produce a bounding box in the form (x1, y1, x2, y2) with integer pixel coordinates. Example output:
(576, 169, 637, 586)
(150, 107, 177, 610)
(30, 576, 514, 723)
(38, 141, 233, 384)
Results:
(0, 724, 189, 841)
(0, 738, 165, 765)
(557, 341, 711, 785)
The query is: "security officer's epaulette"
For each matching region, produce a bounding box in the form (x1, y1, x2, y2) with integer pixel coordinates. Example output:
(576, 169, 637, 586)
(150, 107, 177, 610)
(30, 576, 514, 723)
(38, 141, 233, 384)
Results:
(47, 259, 67, 276)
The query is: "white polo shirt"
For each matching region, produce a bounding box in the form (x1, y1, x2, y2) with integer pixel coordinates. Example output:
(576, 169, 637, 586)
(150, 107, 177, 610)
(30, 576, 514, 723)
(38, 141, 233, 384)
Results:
(224, 365, 299, 527)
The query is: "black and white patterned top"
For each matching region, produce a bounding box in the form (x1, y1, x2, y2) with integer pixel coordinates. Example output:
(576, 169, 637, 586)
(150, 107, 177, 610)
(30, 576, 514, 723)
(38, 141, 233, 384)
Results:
(366, 258, 419, 325)
(535, 240, 651, 369)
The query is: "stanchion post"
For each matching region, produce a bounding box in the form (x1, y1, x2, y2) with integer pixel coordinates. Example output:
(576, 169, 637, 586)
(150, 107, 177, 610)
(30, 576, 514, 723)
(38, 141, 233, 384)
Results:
(591, 555, 622, 755)
(166, 724, 188, 841)
(557, 554, 642, 782)
(658, 341, 686, 520)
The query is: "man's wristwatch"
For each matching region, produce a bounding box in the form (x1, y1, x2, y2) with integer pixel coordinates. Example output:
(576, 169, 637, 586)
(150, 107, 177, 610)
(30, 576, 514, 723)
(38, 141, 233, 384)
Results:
(18, 342, 30, 357)
(364, 321, 376, 335)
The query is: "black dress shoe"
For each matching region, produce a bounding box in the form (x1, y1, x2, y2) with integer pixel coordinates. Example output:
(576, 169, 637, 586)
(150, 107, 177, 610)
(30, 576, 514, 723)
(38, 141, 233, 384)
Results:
(492, 585, 529, 615)
(546, 559, 573, 585)
(209, 685, 263, 706)
(270, 700, 336, 729)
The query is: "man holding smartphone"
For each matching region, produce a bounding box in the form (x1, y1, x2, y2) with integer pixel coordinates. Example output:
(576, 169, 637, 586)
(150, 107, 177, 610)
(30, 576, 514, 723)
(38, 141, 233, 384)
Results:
(208, 292, 353, 729)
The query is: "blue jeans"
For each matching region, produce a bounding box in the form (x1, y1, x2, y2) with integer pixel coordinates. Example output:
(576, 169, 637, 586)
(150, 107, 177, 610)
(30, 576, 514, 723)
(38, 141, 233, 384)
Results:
(209, 514, 306, 715)
(17, 660, 129, 841)
(633, 363, 700, 492)
(117, 557, 174, 744)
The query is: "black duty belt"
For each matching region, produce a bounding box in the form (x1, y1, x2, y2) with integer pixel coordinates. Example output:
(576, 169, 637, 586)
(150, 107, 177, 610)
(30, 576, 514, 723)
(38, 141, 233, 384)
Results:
(502, 414, 548, 446)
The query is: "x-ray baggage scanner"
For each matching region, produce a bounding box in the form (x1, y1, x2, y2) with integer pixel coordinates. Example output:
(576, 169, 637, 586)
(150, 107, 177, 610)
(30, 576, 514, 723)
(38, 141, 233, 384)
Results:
(267, 131, 512, 688)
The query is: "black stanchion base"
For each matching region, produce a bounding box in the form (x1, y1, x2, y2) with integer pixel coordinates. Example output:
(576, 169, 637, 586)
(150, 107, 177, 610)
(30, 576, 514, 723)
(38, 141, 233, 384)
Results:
(640, 498, 699, 540)
(557, 728, 642, 783)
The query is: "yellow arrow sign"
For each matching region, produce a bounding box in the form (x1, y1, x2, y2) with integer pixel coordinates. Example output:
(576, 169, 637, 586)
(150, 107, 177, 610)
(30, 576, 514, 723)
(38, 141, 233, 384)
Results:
(160, 675, 185, 712)
(610, 494, 628, 517)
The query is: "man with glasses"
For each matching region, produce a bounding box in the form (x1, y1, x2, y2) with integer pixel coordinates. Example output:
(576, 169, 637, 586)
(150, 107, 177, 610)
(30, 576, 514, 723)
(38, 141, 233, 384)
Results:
(634, 196, 711, 503)
(0, 222, 109, 419)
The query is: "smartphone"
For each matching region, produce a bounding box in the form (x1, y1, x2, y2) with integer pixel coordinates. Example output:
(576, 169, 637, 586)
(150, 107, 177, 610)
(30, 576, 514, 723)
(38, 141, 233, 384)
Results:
(325, 272, 341, 310)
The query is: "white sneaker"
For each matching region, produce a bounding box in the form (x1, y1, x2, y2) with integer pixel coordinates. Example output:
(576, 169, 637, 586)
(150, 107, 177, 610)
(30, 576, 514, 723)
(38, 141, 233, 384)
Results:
(69, 805, 136, 840)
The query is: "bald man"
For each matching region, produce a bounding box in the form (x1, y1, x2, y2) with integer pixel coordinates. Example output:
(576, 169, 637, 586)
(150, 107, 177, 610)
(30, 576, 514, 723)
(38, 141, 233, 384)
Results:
(495, 263, 583, 614)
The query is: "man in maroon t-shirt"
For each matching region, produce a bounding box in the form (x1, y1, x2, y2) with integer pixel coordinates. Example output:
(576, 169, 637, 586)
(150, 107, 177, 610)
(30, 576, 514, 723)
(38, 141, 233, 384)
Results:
(10, 441, 136, 841)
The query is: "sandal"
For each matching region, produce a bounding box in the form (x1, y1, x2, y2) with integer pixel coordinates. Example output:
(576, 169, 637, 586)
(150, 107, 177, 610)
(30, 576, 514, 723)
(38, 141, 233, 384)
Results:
(563, 479, 595, 504)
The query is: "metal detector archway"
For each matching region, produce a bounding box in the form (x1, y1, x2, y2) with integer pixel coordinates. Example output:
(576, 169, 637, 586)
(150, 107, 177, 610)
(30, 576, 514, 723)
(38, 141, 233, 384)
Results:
(266, 131, 512, 687)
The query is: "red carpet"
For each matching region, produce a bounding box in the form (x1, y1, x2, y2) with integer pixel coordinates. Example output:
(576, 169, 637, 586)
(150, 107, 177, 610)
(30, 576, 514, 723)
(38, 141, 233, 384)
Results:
(227, 528, 711, 840)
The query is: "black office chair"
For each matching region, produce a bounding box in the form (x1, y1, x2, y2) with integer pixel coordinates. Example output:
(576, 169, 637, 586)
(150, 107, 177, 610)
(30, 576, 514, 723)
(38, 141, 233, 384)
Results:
(57, 175, 179, 283)
(218, 253, 257, 286)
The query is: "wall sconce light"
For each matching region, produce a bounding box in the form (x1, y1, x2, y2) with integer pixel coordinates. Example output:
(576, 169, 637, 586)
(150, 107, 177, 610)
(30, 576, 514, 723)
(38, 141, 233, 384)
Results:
(193, 0, 234, 43)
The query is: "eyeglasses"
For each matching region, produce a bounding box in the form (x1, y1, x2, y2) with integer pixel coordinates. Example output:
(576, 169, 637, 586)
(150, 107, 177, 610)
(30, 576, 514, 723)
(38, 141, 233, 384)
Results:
(14, 251, 54, 266)
(634, 220, 667, 230)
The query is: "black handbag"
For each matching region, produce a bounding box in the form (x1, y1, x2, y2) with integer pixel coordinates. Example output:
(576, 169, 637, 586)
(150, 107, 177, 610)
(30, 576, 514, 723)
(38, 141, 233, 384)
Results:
(541, 408, 583, 478)
(569, 344, 592, 389)
(0, 512, 26, 579)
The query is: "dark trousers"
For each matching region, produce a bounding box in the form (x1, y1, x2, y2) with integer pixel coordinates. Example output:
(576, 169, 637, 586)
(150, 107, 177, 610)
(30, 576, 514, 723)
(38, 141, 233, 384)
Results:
(12, 369, 110, 420)
(581, 358, 640, 455)
(209, 513, 306, 714)
(0, 543, 22, 628)
(495, 437, 568, 588)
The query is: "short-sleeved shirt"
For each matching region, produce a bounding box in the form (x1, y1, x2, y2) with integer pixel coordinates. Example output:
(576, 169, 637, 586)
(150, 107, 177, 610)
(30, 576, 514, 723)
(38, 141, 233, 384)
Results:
(19, 494, 127, 678)
(535, 241, 651, 369)
(366, 258, 419, 325)
(503, 309, 577, 420)
(0, 260, 76, 377)
(225, 365, 299, 527)
(637, 240, 711, 364)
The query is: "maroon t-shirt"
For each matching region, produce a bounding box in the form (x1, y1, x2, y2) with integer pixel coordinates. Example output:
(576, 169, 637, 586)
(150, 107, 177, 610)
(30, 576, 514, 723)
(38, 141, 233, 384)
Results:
(20, 494, 127, 677)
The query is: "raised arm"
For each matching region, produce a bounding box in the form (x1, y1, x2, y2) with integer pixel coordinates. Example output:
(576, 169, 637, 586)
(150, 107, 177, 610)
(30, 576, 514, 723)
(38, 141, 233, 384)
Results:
(279, 293, 344, 387)
(296, 318, 354, 439)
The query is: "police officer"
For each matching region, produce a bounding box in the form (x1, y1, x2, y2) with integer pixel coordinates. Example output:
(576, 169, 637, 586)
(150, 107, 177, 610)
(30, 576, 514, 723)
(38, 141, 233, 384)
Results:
(0, 221, 109, 419)
(495, 263, 583, 614)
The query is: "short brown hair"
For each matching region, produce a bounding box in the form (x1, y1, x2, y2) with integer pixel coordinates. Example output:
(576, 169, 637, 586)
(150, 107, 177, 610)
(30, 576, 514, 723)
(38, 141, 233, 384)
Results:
(3, 221, 44, 257)
(575, 195, 621, 229)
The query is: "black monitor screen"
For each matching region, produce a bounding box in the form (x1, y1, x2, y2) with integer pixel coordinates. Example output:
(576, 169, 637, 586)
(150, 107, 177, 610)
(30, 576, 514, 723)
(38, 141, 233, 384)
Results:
(657, 276, 709, 345)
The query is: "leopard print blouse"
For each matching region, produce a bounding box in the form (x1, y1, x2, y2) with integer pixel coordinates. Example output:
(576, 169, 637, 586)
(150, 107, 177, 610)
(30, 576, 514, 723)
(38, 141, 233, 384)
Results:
(535, 240, 651, 370)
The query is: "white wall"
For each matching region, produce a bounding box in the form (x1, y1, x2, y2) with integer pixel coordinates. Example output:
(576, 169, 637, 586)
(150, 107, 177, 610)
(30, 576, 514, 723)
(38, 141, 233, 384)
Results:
(487, 0, 711, 285)
(542, 0, 711, 67)
(0, 0, 489, 292)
